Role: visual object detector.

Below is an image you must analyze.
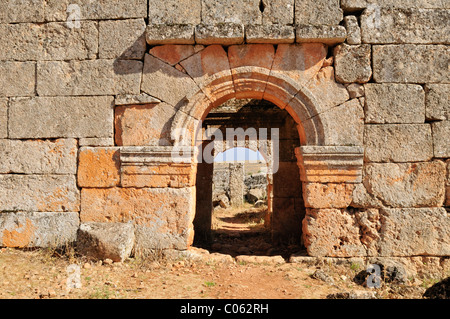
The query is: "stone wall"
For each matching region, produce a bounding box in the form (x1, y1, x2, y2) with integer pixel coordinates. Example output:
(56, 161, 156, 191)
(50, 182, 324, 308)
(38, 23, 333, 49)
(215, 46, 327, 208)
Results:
(0, 0, 448, 259)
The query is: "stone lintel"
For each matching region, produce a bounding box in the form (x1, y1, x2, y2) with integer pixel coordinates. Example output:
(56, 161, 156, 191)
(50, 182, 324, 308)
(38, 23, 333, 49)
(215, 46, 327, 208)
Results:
(295, 146, 364, 183)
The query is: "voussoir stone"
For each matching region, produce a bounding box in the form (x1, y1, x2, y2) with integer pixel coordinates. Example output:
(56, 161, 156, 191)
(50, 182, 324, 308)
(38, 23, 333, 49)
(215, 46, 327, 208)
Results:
(8, 96, 114, 139)
(77, 222, 135, 262)
(0, 212, 79, 248)
(364, 84, 425, 124)
(364, 124, 433, 162)
(363, 162, 446, 208)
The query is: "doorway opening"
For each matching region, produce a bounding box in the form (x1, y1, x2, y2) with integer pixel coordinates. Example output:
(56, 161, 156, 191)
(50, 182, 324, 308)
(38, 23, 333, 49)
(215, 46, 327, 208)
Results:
(193, 99, 306, 259)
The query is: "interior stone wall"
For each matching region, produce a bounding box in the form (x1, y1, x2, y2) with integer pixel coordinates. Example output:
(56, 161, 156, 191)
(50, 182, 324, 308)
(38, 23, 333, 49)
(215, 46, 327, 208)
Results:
(0, 0, 448, 260)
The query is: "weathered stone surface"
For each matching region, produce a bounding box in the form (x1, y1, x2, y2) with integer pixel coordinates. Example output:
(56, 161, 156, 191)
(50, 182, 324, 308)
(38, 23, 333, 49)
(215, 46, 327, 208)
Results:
(0, 212, 79, 248)
(0, 139, 77, 174)
(146, 24, 195, 45)
(148, 0, 201, 24)
(346, 83, 364, 99)
(425, 84, 449, 121)
(9, 96, 114, 139)
(363, 162, 446, 208)
(0, 22, 98, 61)
(0, 0, 45, 23)
(235, 255, 285, 265)
(341, 0, 449, 10)
(245, 25, 295, 44)
(344, 15, 361, 45)
(78, 147, 120, 188)
(115, 94, 161, 106)
(319, 99, 364, 146)
(79, 138, 114, 147)
(99, 19, 146, 59)
(261, 0, 294, 24)
(294, 0, 343, 25)
(447, 160, 450, 206)
(37, 60, 142, 96)
(334, 44, 372, 83)
(115, 103, 176, 146)
(295, 25, 346, 45)
(77, 222, 135, 262)
(361, 8, 450, 44)
(0, 62, 35, 97)
(202, 0, 262, 24)
(364, 124, 433, 162)
(378, 208, 450, 256)
(303, 183, 354, 209)
(307, 66, 350, 114)
(81, 187, 195, 250)
(195, 24, 244, 45)
(373, 45, 449, 83)
(0, 99, 7, 139)
(44, 0, 147, 21)
(302, 208, 367, 257)
(141, 54, 199, 107)
(364, 84, 425, 124)
(0, 175, 80, 212)
(149, 45, 198, 66)
(432, 121, 450, 158)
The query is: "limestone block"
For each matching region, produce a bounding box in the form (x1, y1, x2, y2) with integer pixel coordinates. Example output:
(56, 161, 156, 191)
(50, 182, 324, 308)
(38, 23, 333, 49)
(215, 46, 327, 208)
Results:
(0, 62, 36, 97)
(303, 183, 354, 209)
(344, 15, 361, 45)
(364, 124, 433, 162)
(318, 99, 364, 146)
(0, 212, 79, 248)
(425, 84, 449, 121)
(146, 24, 195, 45)
(9, 96, 114, 139)
(201, 0, 262, 24)
(0, 139, 77, 174)
(295, 25, 346, 45)
(78, 147, 120, 188)
(79, 138, 114, 147)
(37, 60, 142, 96)
(261, 0, 294, 24)
(361, 8, 450, 44)
(81, 187, 195, 250)
(0, 22, 98, 61)
(363, 162, 446, 208)
(334, 44, 372, 83)
(141, 54, 200, 107)
(148, 0, 201, 24)
(378, 208, 450, 256)
(373, 45, 449, 83)
(364, 84, 425, 124)
(115, 102, 176, 146)
(432, 121, 450, 158)
(195, 24, 244, 45)
(346, 83, 365, 99)
(245, 25, 295, 44)
(77, 222, 135, 262)
(99, 19, 146, 59)
(302, 208, 367, 257)
(44, 0, 147, 21)
(306, 66, 350, 114)
(341, 0, 449, 10)
(0, 99, 7, 139)
(149, 45, 198, 66)
(294, 0, 343, 25)
(0, 0, 45, 23)
(0, 175, 80, 212)
(115, 94, 161, 106)
(447, 160, 450, 206)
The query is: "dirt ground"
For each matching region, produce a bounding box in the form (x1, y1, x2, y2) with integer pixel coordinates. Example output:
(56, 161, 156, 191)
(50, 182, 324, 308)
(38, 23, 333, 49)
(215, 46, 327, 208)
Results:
(0, 205, 447, 300)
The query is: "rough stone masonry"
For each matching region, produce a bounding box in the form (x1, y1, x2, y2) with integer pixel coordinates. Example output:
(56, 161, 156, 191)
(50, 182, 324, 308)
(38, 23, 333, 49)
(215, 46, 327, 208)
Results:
(0, 0, 448, 261)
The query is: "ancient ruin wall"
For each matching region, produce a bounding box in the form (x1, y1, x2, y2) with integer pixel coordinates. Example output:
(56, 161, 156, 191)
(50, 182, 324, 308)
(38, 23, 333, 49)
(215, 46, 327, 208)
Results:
(0, 0, 448, 259)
